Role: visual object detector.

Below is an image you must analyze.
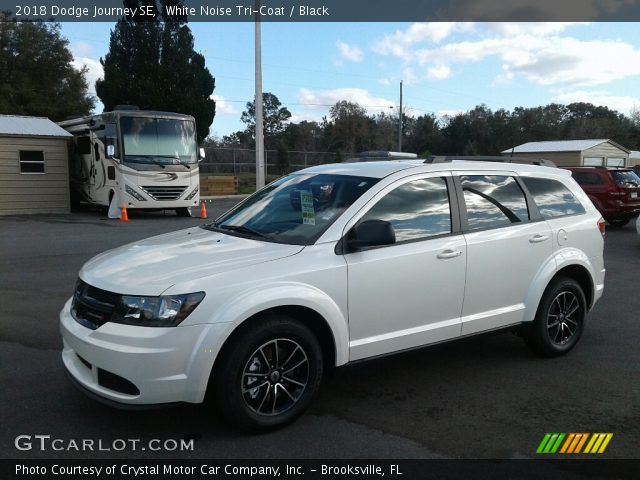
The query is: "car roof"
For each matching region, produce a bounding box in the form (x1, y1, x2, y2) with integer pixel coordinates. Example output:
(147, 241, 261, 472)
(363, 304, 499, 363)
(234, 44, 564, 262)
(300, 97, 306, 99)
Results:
(298, 160, 570, 179)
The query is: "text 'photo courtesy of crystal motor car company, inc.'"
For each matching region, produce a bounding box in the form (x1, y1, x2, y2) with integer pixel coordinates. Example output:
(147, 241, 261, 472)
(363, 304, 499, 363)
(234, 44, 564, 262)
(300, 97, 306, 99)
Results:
(62, 159, 605, 430)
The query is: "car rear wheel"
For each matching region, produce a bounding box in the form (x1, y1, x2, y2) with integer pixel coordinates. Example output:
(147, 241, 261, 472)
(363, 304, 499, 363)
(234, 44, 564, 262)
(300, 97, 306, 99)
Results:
(524, 277, 586, 357)
(212, 315, 323, 431)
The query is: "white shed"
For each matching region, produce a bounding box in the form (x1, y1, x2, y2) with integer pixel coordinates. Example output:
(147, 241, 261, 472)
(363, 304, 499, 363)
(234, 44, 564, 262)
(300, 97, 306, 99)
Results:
(0, 115, 72, 215)
(501, 139, 630, 167)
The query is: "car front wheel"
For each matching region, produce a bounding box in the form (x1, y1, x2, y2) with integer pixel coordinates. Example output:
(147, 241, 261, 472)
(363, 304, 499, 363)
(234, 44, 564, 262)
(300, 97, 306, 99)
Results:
(212, 315, 323, 431)
(524, 277, 586, 357)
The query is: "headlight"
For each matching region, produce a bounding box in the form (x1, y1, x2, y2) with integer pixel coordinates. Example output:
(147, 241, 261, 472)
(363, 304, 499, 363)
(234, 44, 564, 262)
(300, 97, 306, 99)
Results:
(111, 292, 205, 327)
(125, 184, 147, 201)
(185, 185, 199, 200)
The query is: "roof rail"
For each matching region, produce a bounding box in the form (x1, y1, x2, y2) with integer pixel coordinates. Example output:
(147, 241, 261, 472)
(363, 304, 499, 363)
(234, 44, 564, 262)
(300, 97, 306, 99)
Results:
(424, 155, 557, 167)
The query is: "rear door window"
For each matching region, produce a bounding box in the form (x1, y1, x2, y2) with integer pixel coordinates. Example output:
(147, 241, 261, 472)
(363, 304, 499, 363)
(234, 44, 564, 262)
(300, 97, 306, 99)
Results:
(571, 172, 603, 185)
(611, 171, 640, 187)
(521, 177, 586, 219)
(460, 175, 529, 231)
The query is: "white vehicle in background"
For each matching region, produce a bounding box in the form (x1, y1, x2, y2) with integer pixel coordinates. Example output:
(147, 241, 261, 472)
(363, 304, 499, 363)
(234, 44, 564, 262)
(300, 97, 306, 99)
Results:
(59, 107, 203, 217)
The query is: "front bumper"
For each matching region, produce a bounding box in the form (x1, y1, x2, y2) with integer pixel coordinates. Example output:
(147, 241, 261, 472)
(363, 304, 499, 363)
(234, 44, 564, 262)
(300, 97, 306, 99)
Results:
(60, 298, 228, 406)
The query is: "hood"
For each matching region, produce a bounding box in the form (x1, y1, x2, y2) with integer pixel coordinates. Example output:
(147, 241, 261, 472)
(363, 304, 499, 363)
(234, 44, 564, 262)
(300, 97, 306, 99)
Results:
(80, 227, 304, 295)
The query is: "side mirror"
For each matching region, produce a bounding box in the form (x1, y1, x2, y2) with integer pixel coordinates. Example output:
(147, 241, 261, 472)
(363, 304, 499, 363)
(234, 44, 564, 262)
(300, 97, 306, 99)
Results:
(199, 147, 205, 162)
(106, 145, 115, 158)
(346, 219, 395, 251)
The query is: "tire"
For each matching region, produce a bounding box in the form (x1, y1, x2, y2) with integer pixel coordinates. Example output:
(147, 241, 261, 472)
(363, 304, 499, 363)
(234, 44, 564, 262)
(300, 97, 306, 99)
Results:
(212, 315, 323, 431)
(606, 217, 630, 227)
(175, 207, 192, 217)
(524, 277, 587, 357)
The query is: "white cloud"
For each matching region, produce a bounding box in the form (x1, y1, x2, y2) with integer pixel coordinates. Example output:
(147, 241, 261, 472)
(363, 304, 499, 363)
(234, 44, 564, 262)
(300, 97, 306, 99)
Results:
(335, 41, 363, 63)
(373, 22, 640, 88)
(211, 95, 238, 115)
(72, 57, 103, 95)
(427, 64, 452, 80)
(552, 90, 640, 114)
(378, 77, 392, 86)
(372, 22, 473, 61)
(297, 87, 395, 115)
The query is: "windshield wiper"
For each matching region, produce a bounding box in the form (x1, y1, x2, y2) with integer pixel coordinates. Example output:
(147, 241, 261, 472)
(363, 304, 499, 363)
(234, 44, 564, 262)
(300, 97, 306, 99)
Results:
(155, 155, 191, 169)
(217, 224, 271, 239)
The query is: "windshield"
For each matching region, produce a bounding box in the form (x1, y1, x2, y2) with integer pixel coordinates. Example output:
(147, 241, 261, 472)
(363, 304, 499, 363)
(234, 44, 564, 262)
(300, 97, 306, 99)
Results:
(611, 170, 640, 187)
(120, 117, 197, 165)
(204, 173, 379, 245)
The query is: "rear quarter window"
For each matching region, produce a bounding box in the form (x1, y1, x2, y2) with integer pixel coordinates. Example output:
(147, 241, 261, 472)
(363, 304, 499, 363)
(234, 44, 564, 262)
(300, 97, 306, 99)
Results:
(522, 177, 586, 219)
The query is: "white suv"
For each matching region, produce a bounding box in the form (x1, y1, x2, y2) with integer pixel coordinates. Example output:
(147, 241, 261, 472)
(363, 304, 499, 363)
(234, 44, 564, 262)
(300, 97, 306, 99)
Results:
(60, 160, 605, 430)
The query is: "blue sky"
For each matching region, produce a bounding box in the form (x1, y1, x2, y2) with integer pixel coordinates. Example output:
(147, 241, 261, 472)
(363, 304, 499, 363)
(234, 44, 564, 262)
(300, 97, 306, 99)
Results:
(63, 22, 640, 138)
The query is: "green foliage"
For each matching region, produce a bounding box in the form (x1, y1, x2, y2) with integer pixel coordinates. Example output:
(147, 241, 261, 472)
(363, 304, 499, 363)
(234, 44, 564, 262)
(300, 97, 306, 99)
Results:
(217, 98, 640, 156)
(241, 92, 292, 145)
(275, 141, 290, 175)
(96, 1, 215, 143)
(0, 13, 94, 120)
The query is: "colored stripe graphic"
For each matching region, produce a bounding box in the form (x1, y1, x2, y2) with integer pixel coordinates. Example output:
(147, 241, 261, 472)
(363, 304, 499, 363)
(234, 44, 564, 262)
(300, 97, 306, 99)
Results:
(539, 433, 613, 454)
(584, 433, 614, 454)
(536, 433, 565, 454)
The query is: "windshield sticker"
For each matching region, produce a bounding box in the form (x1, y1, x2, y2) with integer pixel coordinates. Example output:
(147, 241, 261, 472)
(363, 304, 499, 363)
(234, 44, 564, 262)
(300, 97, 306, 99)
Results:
(300, 190, 316, 225)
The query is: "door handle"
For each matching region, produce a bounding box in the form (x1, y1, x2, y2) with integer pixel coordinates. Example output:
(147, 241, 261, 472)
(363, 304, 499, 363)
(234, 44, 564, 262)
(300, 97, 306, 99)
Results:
(437, 249, 463, 259)
(529, 234, 549, 244)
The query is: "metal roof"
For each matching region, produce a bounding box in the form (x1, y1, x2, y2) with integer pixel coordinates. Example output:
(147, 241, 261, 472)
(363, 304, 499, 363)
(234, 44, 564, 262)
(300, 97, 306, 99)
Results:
(502, 139, 630, 154)
(0, 115, 72, 138)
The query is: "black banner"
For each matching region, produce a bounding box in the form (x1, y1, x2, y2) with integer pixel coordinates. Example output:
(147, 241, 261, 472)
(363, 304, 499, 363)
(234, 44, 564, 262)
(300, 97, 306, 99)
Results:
(5, 0, 640, 22)
(3, 459, 639, 480)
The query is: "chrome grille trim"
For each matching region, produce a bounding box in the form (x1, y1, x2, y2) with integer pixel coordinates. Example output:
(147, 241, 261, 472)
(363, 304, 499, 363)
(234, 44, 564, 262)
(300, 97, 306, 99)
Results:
(140, 185, 188, 201)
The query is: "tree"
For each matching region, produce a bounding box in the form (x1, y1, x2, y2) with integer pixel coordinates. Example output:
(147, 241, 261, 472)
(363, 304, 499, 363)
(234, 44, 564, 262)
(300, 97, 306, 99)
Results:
(96, 0, 215, 143)
(275, 141, 290, 175)
(241, 92, 292, 145)
(327, 100, 372, 154)
(0, 13, 94, 120)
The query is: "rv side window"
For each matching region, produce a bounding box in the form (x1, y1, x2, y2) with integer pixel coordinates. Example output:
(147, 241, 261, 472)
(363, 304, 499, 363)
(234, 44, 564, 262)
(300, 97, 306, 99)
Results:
(76, 137, 91, 155)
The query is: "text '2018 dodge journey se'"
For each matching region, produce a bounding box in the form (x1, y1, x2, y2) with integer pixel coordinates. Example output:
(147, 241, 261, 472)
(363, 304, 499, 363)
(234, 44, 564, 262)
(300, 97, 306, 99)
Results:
(61, 160, 605, 430)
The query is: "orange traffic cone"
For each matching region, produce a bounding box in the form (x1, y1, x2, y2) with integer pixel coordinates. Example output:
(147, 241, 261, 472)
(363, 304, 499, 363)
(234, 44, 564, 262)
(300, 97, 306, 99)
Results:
(120, 205, 129, 222)
(200, 200, 208, 219)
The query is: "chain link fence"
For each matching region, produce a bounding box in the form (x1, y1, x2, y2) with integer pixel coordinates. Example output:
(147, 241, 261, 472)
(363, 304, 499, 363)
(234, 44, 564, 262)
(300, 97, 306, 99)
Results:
(200, 147, 340, 176)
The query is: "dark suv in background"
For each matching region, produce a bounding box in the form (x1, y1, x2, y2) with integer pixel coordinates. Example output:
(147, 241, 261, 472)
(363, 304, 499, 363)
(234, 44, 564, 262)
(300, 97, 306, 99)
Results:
(564, 167, 640, 227)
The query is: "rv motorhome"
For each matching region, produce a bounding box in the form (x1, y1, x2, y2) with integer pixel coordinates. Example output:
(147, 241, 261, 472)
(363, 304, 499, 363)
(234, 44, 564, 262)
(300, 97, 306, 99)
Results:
(59, 107, 203, 217)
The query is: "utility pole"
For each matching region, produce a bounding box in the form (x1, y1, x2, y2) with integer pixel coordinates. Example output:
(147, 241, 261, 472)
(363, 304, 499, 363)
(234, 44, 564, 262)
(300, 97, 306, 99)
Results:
(398, 80, 403, 152)
(254, 0, 265, 190)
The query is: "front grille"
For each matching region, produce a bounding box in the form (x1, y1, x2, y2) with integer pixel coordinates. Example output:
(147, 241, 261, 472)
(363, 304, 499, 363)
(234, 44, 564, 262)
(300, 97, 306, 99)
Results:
(140, 185, 188, 201)
(71, 279, 118, 330)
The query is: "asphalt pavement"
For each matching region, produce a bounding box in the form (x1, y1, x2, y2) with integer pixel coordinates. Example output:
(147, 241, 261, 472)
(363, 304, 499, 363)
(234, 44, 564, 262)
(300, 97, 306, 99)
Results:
(1, 203, 638, 460)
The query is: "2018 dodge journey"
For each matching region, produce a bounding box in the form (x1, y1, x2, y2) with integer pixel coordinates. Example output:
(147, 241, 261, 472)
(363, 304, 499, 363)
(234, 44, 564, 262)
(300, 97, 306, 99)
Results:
(61, 159, 605, 430)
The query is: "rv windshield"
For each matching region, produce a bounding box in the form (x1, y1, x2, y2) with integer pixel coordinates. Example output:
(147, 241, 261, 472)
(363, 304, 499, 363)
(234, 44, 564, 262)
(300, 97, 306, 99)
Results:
(120, 117, 197, 165)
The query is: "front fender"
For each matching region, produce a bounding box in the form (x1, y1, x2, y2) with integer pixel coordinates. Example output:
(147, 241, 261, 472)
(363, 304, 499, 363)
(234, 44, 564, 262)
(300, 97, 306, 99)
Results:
(206, 282, 349, 366)
(522, 248, 596, 323)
